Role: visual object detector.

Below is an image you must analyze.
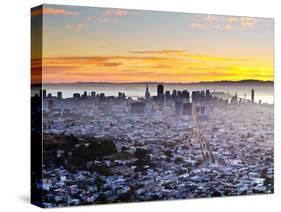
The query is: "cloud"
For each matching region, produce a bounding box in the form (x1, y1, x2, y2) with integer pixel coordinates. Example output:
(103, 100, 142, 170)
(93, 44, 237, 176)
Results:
(240, 17, 258, 29)
(191, 23, 206, 29)
(98, 18, 118, 23)
(201, 15, 219, 22)
(42, 56, 172, 69)
(66, 24, 84, 31)
(101, 62, 123, 67)
(131, 49, 245, 62)
(104, 9, 128, 17)
(65, 14, 96, 31)
(193, 14, 268, 31)
(97, 9, 128, 23)
(31, 7, 79, 17)
(31, 58, 43, 84)
(131, 49, 186, 55)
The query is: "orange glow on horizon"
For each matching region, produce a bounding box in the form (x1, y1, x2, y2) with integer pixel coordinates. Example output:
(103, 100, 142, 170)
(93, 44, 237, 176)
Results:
(36, 50, 273, 83)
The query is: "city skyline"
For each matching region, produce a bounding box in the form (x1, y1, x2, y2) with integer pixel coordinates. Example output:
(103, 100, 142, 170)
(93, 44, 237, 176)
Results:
(31, 5, 274, 83)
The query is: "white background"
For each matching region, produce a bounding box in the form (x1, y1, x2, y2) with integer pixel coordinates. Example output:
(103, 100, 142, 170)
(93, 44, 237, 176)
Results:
(0, 0, 280, 211)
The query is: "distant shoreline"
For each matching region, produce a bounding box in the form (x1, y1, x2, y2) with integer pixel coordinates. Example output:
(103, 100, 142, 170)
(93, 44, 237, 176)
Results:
(33, 80, 274, 86)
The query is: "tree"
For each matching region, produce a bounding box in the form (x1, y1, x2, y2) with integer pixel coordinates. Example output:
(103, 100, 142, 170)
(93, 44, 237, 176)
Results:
(135, 148, 150, 160)
(95, 176, 105, 191)
(164, 150, 173, 158)
(175, 157, 184, 163)
(211, 190, 222, 197)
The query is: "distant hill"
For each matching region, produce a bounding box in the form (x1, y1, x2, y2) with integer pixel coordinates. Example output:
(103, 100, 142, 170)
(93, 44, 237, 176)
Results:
(43, 79, 273, 86)
(184, 80, 274, 86)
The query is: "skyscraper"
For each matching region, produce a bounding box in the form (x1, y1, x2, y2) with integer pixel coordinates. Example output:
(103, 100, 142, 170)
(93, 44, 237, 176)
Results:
(91, 91, 96, 97)
(157, 84, 164, 97)
(82, 91, 87, 97)
(40, 90, 47, 98)
(182, 90, 190, 102)
(73, 93, 80, 99)
(206, 90, 210, 96)
(57, 91, 62, 99)
(145, 84, 150, 99)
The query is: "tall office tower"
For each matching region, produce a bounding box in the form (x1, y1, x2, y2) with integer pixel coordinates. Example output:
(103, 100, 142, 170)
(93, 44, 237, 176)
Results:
(118, 92, 126, 100)
(42, 90, 47, 98)
(39, 89, 47, 98)
(91, 91, 96, 98)
(99, 93, 105, 101)
(82, 91, 88, 98)
(172, 90, 177, 100)
(200, 90, 205, 101)
(251, 89, 255, 103)
(182, 90, 190, 102)
(191, 91, 196, 102)
(73, 93, 80, 99)
(177, 90, 182, 97)
(145, 84, 150, 99)
(157, 84, 164, 96)
(57, 91, 62, 99)
(165, 90, 171, 100)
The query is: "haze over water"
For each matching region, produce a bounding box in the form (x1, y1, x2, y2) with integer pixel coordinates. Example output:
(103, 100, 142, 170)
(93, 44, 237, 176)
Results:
(43, 83, 274, 104)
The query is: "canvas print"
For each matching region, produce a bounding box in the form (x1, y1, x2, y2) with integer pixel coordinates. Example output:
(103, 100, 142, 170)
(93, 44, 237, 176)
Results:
(31, 4, 274, 208)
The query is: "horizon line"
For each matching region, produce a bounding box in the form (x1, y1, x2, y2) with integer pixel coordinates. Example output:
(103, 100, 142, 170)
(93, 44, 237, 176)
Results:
(37, 79, 274, 85)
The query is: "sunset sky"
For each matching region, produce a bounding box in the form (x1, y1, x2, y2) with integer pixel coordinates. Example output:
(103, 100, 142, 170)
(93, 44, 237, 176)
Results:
(31, 4, 274, 83)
